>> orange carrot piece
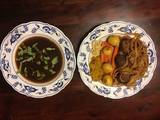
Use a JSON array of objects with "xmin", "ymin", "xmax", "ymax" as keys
[
  {"xmin": 102, "ymin": 41, "xmax": 112, "ymax": 47},
  {"xmin": 101, "ymin": 41, "xmax": 114, "ymax": 61},
  {"xmin": 102, "ymin": 41, "xmax": 114, "ymax": 53},
  {"xmin": 100, "ymin": 53, "xmax": 104, "ymax": 62},
  {"xmin": 100, "ymin": 53, "xmax": 109, "ymax": 63}
]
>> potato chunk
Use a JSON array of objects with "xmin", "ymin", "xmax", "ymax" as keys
[
  {"xmin": 102, "ymin": 63, "xmax": 113, "ymax": 74},
  {"xmin": 102, "ymin": 47, "xmax": 113, "ymax": 57},
  {"xmin": 102, "ymin": 75, "xmax": 113, "ymax": 86},
  {"xmin": 90, "ymin": 68, "xmax": 103, "ymax": 81},
  {"xmin": 108, "ymin": 35, "xmax": 120, "ymax": 46}
]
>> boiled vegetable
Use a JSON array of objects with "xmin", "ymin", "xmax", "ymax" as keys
[
  {"xmin": 102, "ymin": 47, "xmax": 113, "ymax": 57},
  {"xmin": 90, "ymin": 69, "xmax": 103, "ymax": 81},
  {"xmin": 102, "ymin": 63, "xmax": 113, "ymax": 74},
  {"xmin": 108, "ymin": 35, "xmax": 120, "ymax": 46},
  {"xmin": 100, "ymin": 53, "xmax": 109, "ymax": 63},
  {"xmin": 102, "ymin": 75, "xmax": 113, "ymax": 86}
]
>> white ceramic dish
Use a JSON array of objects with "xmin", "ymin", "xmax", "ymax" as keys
[
  {"xmin": 0, "ymin": 21, "xmax": 76, "ymax": 98},
  {"xmin": 77, "ymin": 21, "xmax": 157, "ymax": 99}
]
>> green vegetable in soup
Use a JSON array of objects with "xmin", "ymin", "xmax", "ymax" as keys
[{"xmin": 15, "ymin": 36, "xmax": 62, "ymax": 83}]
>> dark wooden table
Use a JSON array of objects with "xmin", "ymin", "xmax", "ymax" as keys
[{"xmin": 0, "ymin": 0, "xmax": 160, "ymax": 120}]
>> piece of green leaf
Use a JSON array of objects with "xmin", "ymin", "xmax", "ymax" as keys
[
  {"xmin": 16, "ymin": 56, "xmax": 24, "ymax": 61},
  {"xmin": 27, "ymin": 46, "xmax": 35, "ymax": 56},
  {"xmin": 34, "ymin": 47, "xmax": 39, "ymax": 52},
  {"xmin": 32, "ymin": 42, "xmax": 38, "ymax": 48},
  {"xmin": 36, "ymin": 61, "xmax": 41, "ymax": 65},
  {"xmin": 18, "ymin": 50, "xmax": 24, "ymax": 56},
  {"xmin": 51, "ymin": 56, "xmax": 58, "ymax": 65},
  {"xmin": 44, "ymin": 60, "xmax": 48, "ymax": 64},
  {"xmin": 32, "ymin": 71, "xmax": 35, "ymax": 76},
  {"xmin": 27, "ymin": 46, "xmax": 32, "ymax": 53},
  {"xmin": 22, "ymin": 57, "xmax": 34, "ymax": 63},
  {"xmin": 24, "ymin": 67, "xmax": 27, "ymax": 73},
  {"xmin": 44, "ymin": 65, "xmax": 48, "ymax": 70},
  {"xmin": 42, "ymin": 49, "xmax": 46, "ymax": 54},
  {"xmin": 32, "ymin": 43, "xmax": 39, "ymax": 52},
  {"xmin": 24, "ymin": 67, "xmax": 28, "ymax": 77},
  {"xmin": 36, "ymin": 70, "xmax": 41, "ymax": 77},
  {"xmin": 32, "ymin": 53, "xmax": 36, "ymax": 58},
  {"xmin": 51, "ymin": 64, "xmax": 54, "ymax": 68},
  {"xmin": 19, "ymin": 46, "xmax": 23, "ymax": 50},
  {"xmin": 46, "ymin": 47, "xmax": 55, "ymax": 51},
  {"xmin": 37, "ymin": 73, "xmax": 45, "ymax": 80},
  {"xmin": 17, "ymin": 62, "xmax": 23, "ymax": 74},
  {"xmin": 23, "ymin": 48, "xmax": 28, "ymax": 54},
  {"xmin": 49, "ymin": 69, "xmax": 56, "ymax": 74},
  {"xmin": 21, "ymin": 43, "xmax": 26, "ymax": 49},
  {"xmin": 44, "ymin": 56, "xmax": 50, "ymax": 60}
]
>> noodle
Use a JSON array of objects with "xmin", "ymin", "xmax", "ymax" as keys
[{"xmin": 113, "ymin": 34, "xmax": 149, "ymax": 86}]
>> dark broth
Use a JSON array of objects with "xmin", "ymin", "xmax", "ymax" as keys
[{"xmin": 15, "ymin": 36, "xmax": 63, "ymax": 83}]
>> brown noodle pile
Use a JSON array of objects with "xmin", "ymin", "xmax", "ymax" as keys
[{"xmin": 113, "ymin": 34, "xmax": 149, "ymax": 86}]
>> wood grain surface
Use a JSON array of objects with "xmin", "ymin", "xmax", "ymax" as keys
[{"xmin": 0, "ymin": 0, "xmax": 160, "ymax": 120}]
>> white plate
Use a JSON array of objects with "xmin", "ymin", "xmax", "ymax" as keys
[
  {"xmin": 77, "ymin": 21, "xmax": 157, "ymax": 99},
  {"xmin": 0, "ymin": 21, "xmax": 76, "ymax": 98}
]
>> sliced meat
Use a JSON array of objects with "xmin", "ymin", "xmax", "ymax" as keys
[
  {"xmin": 120, "ymin": 38, "xmax": 131, "ymax": 54},
  {"xmin": 115, "ymin": 54, "xmax": 126, "ymax": 68}
]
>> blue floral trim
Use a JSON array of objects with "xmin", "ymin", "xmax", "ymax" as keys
[
  {"xmin": 0, "ymin": 21, "xmax": 76, "ymax": 98},
  {"xmin": 77, "ymin": 21, "xmax": 157, "ymax": 99}
]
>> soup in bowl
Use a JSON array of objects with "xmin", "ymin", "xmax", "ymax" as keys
[{"xmin": 12, "ymin": 34, "xmax": 65, "ymax": 86}]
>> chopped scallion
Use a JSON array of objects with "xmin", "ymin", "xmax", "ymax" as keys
[
  {"xmin": 44, "ymin": 60, "xmax": 48, "ymax": 64},
  {"xmin": 51, "ymin": 56, "xmax": 58, "ymax": 65},
  {"xmin": 36, "ymin": 70, "xmax": 41, "ymax": 77},
  {"xmin": 24, "ymin": 67, "xmax": 28, "ymax": 77},
  {"xmin": 44, "ymin": 56, "xmax": 50, "ymax": 60},
  {"xmin": 49, "ymin": 69, "xmax": 56, "ymax": 74},
  {"xmin": 36, "ymin": 61, "xmax": 41, "ymax": 65},
  {"xmin": 17, "ymin": 62, "xmax": 23, "ymax": 74},
  {"xmin": 46, "ymin": 47, "xmax": 55, "ymax": 51},
  {"xmin": 44, "ymin": 65, "xmax": 49, "ymax": 70},
  {"xmin": 32, "ymin": 42, "xmax": 38, "ymax": 48}
]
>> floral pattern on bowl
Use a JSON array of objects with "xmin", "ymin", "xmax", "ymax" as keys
[
  {"xmin": 77, "ymin": 21, "xmax": 157, "ymax": 99},
  {"xmin": 0, "ymin": 21, "xmax": 76, "ymax": 98}
]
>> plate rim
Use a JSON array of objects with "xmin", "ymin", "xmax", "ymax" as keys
[
  {"xmin": 0, "ymin": 21, "xmax": 76, "ymax": 98},
  {"xmin": 77, "ymin": 20, "xmax": 157, "ymax": 99}
]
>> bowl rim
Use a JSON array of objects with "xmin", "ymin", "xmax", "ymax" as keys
[{"xmin": 0, "ymin": 21, "xmax": 76, "ymax": 98}]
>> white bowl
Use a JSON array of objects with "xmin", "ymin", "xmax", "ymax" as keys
[
  {"xmin": 0, "ymin": 21, "xmax": 76, "ymax": 98},
  {"xmin": 77, "ymin": 21, "xmax": 157, "ymax": 99}
]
